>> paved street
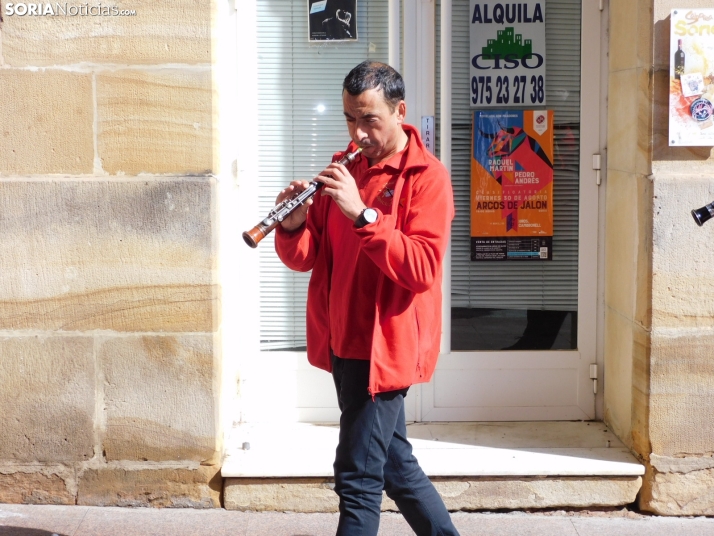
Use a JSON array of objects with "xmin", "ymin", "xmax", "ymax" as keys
[{"xmin": 1, "ymin": 504, "xmax": 714, "ymax": 536}]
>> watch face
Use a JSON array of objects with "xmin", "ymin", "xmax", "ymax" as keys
[{"xmin": 364, "ymin": 208, "xmax": 378, "ymax": 223}]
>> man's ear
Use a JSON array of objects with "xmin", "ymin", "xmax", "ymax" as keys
[{"xmin": 396, "ymin": 100, "xmax": 407, "ymax": 123}]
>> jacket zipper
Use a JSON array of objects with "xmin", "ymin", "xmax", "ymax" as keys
[{"xmin": 368, "ymin": 270, "xmax": 383, "ymax": 401}]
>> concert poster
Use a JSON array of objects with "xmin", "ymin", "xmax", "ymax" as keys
[
  {"xmin": 308, "ymin": 0, "xmax": 357, "ymax": 42},
  {"xmin": 470, "ymin": 110, "xmax": 554, "ymax": 261},
  {"xmin": 668, "ymin": 8, "xmax": 714, "ymax": 146}
]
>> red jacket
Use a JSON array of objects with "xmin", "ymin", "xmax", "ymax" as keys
[{"xmin": 275, "ymin": 125, "xmax": 454, "ymax": 395}]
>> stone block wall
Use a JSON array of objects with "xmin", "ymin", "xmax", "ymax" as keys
[
  {"xmin": 605, "ymin": 0, "xmax": 714, "ymax": 516},
  {"xmin": 0, "ymin": 0, "xmax": 222, "ymax": 507},
  {"xmin": 604, "ymin": 0, "xmax": 655, "ymax": 461}
]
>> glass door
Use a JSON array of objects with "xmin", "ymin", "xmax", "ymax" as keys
[
  {"xmin": 252, "ymin": 0, "xmax": 394, "ymax": 422},
  {"xmin": 423, "ymin": 0, "xmax": 602, "ymax": 420}
]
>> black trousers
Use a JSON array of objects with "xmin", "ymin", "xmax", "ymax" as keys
[{"xmin": 331, "ymin": 355, "xmax": 460, "ymax": 536}]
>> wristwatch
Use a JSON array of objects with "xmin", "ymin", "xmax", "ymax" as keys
[{"xmin": 354, "ymin": 207, "xmax": 378, "ymax": 229}]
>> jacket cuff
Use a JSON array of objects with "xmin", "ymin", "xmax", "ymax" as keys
[
  {"xmin": 275, "ymin": 222, "xmax": 306, "ymax": 238},
  {"xmin": 274, "ymin": 222, "xmax": 307, "ymax": 251}
]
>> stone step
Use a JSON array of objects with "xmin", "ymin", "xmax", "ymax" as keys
[{"xmin": 222, "ymin": 422, "xmax": 644, "ymax": 512}]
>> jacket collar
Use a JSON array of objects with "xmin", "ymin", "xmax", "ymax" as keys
[{"xmin": 345, "ymin": 124, "xmax": 430, "ymax": 174}]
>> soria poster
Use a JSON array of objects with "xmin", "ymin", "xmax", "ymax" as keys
[
  {"xmin": 471, "ymin": 110, "xmax": 554, "ymax": 261},
  {"xmin": 669, "ymin": 8, "xmax": 714, "ymax": 146}
]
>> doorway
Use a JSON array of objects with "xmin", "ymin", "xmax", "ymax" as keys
[
  {"xmin": 239, "ymin": 0, "xmax": 604, "ymax": 424},
  {"xmin": 424, "ymin": 0, "xmax": 603, "ymax": 421}
]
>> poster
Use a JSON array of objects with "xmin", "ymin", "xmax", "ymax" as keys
[
  {"xmin": 668, "ymin": 8, "xmax": 714, "ymax": 146},
  {"xmin": 471, "ymin": 110, "xmax": 554, "ymax": 261},
  {"xmin": 308, "ymin": 0, "xmax": 357, "ymax": 41},
  {"xmin": 469, "ymin": 1, "xmax": 546, "ymax": 108}
]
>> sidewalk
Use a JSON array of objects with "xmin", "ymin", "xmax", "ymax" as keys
[{"xmin": 2, "ymin": 504, "xmax": 714, "ymax": 536}]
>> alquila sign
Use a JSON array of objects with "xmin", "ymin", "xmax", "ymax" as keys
[{"xmin": 469, "ymin": 1, "xmax": 546, "ymax": 108}]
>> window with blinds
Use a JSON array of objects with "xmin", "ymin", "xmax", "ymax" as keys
[
  {"xmin": 256, "ymin": 0, "xmax": 389, "ymax": 350},
  {"xmin": 441, "ymin": 0, "xmax": 582, "ymax": 351}
]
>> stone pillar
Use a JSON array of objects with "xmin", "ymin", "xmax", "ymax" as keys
[
  {"xmin": 605, "ymin": 0, "xmax": 714, "ymax": 516},
  {"xmin": 0, "ymin": 1, "xmax": 222, "ymax": 507}
]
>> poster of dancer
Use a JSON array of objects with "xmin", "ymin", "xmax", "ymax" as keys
[
  {"xmin": 470, "ymin": 110, "xmax": 554, "ymax": 261},
  {"xmin": 308, "ymin": 0, "xmax": 357, "ymax": 41}
]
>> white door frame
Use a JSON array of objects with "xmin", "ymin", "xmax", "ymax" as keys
[
  {"xmin": 422, "ymin": 0, "xmax": 604, "ymax": 421},
  {"xmin": 234, "ymin": 0, "xmax": 412, "ymax": 425},
  {"xmin": 233, "ymin": 0, "xmax": 605, "ymax": 425},
  {"xmin": 401, "ymin": 0, "xmax": 438, "ymax": 422}
]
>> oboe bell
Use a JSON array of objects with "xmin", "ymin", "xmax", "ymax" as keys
[
  {"xmin": 242, "ymin": 147, "xmax": 363, "ymax": 248},
  {"xmin": 692, "ymin": 200, "xmax": 714, "ymax": 227}
]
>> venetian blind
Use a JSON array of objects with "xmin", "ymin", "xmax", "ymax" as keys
[
  {"xmin": 445, "ymin": 0, "xmax": 582, "ymax": 311},
  {"xmin": 256, "ymin": 0, "xmax": 389, "ymax": 350}
]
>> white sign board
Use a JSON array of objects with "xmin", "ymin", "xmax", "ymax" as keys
[{"xmin": 469, "ymin": 1, "xmax": 547, "ymax": 108}]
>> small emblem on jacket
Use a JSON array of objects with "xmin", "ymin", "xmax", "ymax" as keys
[{"xmin": 377, "ymin": 180, "xmax": 396, "ymax": 206}]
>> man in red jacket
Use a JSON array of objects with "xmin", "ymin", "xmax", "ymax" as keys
[{"xmin": 275, "ymin": 61, "xmax": 458, "ymax": 536}]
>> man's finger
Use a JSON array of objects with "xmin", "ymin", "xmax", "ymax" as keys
[
  {"xmin": 326, "ymin": 163, "xmax": 348, "ymax": 179},
  {"xmin": 316, "ymin": 174, "xmax": 337, "ymax": 186}
]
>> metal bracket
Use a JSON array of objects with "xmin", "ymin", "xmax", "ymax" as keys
[
  {"xmin": 593, "ymin": 154, "xmax": 602, "ymax": 186},
  {"xmin": 590, "ymin": 364, "xmax": 598, "ymax": 394}
]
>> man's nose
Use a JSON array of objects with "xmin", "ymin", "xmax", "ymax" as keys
[{"xmin": 354, "ymin": 124, "xmax": 368, "ymax": 140}]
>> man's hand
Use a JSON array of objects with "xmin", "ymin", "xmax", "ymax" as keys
[
  {"xmin": 275, "ymin": 180, "xmax": 313, "ymax": 232},
  {"xmin": 315, "ymin": 162, "xmax": 366, "ymax": 221}
]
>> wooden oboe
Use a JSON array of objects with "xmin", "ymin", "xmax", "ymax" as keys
[{"xmin": 242, "ymin": 148, "xmax": 362, "ymax": 248}]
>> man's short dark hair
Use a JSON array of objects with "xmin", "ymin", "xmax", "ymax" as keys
[{"xmin": 343, "ymin": 61, "xmax": 405, "ymax": 111}]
